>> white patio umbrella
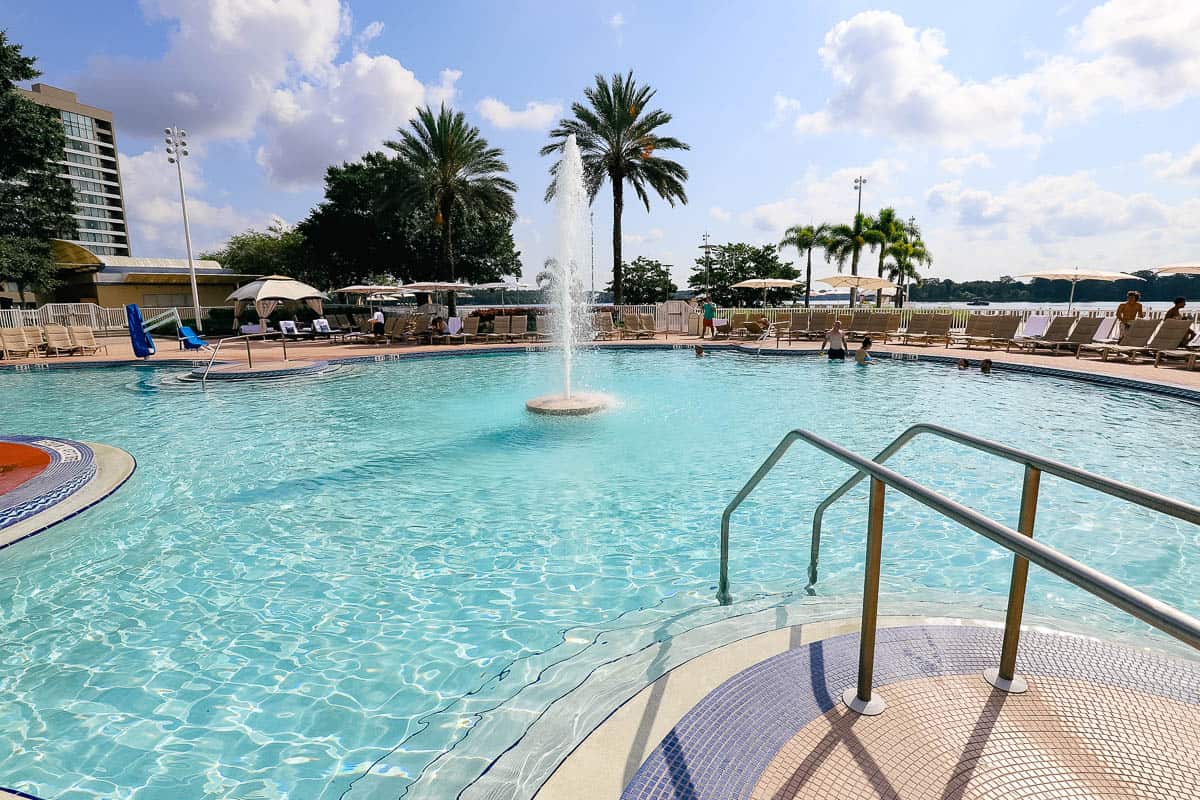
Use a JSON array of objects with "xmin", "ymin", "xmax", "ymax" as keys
[
  {"xmin": 228, "ymin": 275, "xmax": 329, "ymax": 327},
  {"xmin": 1152, "ymin": 263, "xmax": 1200, "ymax": 275},
  {"xmin": 731, "ymin": 278, "xmax": 803, "ymax": 305},
  {"xmin": 470, "ymin": 281, "xmax": 536, "ymax": 306},
  {"xmin": 815, "ymin": 274, "xmax": 897, "ymax": 306},
  {"xmin": 333, "ymin": 284, "xmax": 408, "ymax": 294},
  {"xmin": 1016, "ymin": 268, "xmax": 1143, "ymax": 312}
]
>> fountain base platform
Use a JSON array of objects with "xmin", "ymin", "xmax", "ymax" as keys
[{"xmin": 526, "ymin": 393, "xmax": 608, "ymax": 416}]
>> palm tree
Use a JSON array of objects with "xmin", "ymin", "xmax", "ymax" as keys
[
  {"xmin": 822, "ymin": 213, "xmax": 883, "ymax": 306},
  {"xmin": 866, "ymin": 208, "xmax": 904, "ymax": 306},
  {"xmin": 541, "ymin": 71, "xmax": 689, "ymax": 304},
  {"xmin": 779, "ymin": 223, "xmax": 829, "ymax": 308},
  {"xmin": 387, "ymin": 105, "xmax": 517, "ymax": 314},
  {"xmin": 884, "ymin": 235, "xmax": 932, "ymax": 308}
]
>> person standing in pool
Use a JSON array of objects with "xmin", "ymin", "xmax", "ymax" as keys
[
  {"xmin": 822, "ymin": 320, "xmax": 848, "ymax": 360},
  {"xmin": 700, "ymin": 297, "xmax": 716, "ymax": 339}
]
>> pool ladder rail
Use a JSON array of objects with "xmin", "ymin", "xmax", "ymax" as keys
[
  {"xmin": 717, "ymin": 422, "xmax": 1200, "ymax": 716},
  {"xmin": 200, "ymin": 332, "xmax": 291, "ymax": 385}
]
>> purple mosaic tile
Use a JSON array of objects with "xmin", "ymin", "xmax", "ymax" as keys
[
  {"xmin": 621, "ymin": 624, "xmax": 1200, "ymax": 800},
  {"xmin": 0, "ymin": 435, "xmax": 96, "ymax": 530}
]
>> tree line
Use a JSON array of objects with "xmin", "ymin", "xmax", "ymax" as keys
[{"xmin": 910, "ymin": 273, "xmax": 1200, "ymax": 303}]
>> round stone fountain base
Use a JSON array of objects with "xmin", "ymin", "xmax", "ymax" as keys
[{"xmin": 526, "ymin": 393, "xmax": 609, "ymax": 416}]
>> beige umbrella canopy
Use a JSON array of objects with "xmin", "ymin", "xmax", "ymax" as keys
[
  {"xmin": 731, "ymin": 278, "xmax": 803, "ymax": 304},
  {"xmin": 227, "ymin": 275, "xmax": 329, "ymax": 322},
  {"xmin": 1153, "ymin": 264, "xmax": 1200, "ymax": 275},
  {"xmin": 332, "ymin": 284, "xmax": 408, "ymax": 294},
  {"xmin": 1016, "ymin": 268, "xmax": 1143, "ymax": 311},
  {"xmin": 816, "ymin": 275, "xmax": 897, "ymax": 291},
  {"xmin": 402, "ymin": 281, "xmax": 472, "ymax": 292}
]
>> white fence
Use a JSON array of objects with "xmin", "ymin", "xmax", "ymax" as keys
[{"xmin": 0, "ymin": 303, "xmax": 231, "ymax": 331}]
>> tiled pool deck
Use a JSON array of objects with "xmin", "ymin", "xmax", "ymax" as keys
[{"xmin": 621, "ymin": 625, "xmax": 1200, "ymax": 800}]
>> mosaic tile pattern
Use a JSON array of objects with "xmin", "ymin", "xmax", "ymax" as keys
[
  {"xmin": 0, "ymin": 435, "xmax": 95, "ymax": 530},
  {"xmin": 622, "ymin": 625, "xmax": 1200, "ymax": 800}
]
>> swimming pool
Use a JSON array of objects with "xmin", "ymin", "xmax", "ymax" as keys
[{"xmin": 1, "ymin": 349, "xmax": 1197, "ymax": 799}]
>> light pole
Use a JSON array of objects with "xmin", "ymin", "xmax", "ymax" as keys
[
  {"xmin": 699, "ymin": 232, "xmax": 717, "ymax": 297},
  {"xmin": 165, "ymin": 126, "xmax": 202, "ymax": 332},
  {"xmin": 590, "ymin": 210, "xmax": 595, "ymax": 303},
  {"xmin": 853, "ymin": 175, "xmax": 867, "ymax": 217}
]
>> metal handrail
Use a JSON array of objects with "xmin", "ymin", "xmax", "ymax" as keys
[
  {"xmin": 200, "ymin": 332, "xmax": 287, "ymax": 385},
  {"xmin": 807, "ymin": 422, "xmax": 1200, "ymax": 589},
  {"xmin": 717, "ymin": 426, "xmax": 1200, "ymax": 714}
]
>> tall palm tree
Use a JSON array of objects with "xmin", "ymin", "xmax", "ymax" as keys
[
  {"xmin": 866, "ymin": 207, "xmax": 904, "ymax": 306},
  {"xmin": 822, "ymin": 213, "xmax": 884, "ymax": 306},
  {"xmin": 387, "ymin": 105, "xmax": 516, "ymax": 314},
  {"xmin": 541, "ymin": 71, "xmax": 689, "ymax": 304},
  {"xmin": 779, "ymin": 223, "xmax": 829, "ymax": 308}
]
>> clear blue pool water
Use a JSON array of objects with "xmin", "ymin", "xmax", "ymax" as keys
[{"xmin": 0, "ymin": 350, "xmax": 1197, "ymax": 799}]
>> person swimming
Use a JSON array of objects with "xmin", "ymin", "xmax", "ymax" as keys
[{"xmin": 855, "ymin": 337, "xmax": 873, "ymax": 364}]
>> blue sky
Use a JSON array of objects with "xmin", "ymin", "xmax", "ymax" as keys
[{"xmin": 6, "ymin": 0, "xmax": 1200, "ymax": 287}]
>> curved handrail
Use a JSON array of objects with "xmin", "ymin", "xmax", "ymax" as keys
[
  {"xmin": 200, "ymin": 332, "xmax": 287, "ymax": 385},
  {"xmin": 718, "ymin": 427, "xmax": 1200, "ymax": 653},
  {"xmin": 806, "ymin": 422, "xmax": 1200, "ymax": 589}
]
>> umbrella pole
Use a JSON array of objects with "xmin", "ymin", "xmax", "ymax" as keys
[{"xmin": 1068, "ymin": 280, "xmax": 1076, "ymax": 313}]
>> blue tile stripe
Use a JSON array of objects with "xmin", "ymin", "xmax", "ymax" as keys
[
  {"xmin": 621, "ymin": 625, "xmax": 1200, "ymax": 800},
  {"xmin": 0, "ymin": 436, "xmax": 96, "ymax": 530}
]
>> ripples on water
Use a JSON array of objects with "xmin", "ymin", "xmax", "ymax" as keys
[{"xmin": 0, "ymin": 351, "xmax": 1196, "ymax": 799}]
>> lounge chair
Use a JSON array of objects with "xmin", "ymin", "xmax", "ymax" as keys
[
  {"xmin": 43, "ymin": 324, "xmax": 82, "ymax": 356},
  {"xmin": 620, "ymin": 314, "xmax": 652, "ymax": 339},
  {"xmin": 1019, "ymin": 315, "xmax": 1050, "ymax": 340},
  {"xmin": 903, "ymin": 314, "xmax": 952, "ymax": 346},
  {"xmin": 1008, "ymin": 316, "xmax": 1074, "ymax": 352},
  {"xmin": 506, "ymin": 315, "xmax": 530, "ymax": 342},
  {"xmin": 1097, "ymin": 319, "xmax": 1193, "ymax": 363},
  {"xmin": 486, "ymin": 315, "xmax": 511, "ymax": 343},
  {"xmin": 1017, "ymin": 316, "xmax": 1100, "ymax": 355},
  {"xmin": 66, "ymin": 325, "xmax": 108, "ymax": 355},
  {"xmin": 22, "ymin": 326, "xmax": 47, "ymax": 355},
  {"xmin": 1154, "ymin": 332, "xmax": 1200, "ymax": 370},
  {"xmin": 843, "ymin": 312, "xmax": 870, "ymax": 339},
  {"xmin": 449, "ymin": 315, "xmax": 480, "ymax": 345},
  {"xmin": 803, "ymin": 311, "xmax": 834, "ymax": 340},
  {"xmin": 777, "ymin": 312, "xmax": 807, "ymax": 343},
  {"xmin": 948, "ymin": 315, "xmax": 995, "ymax": 348},
  {"xmin": 533, "ymin": 315, "xmax": 552, "ymax": 342},
  {"xmin": 639, "ymin": 314, "xmax": 668, "ymax": 339},
  {"xmin": 176, "ymin": 326, "xmax": 208, "ymax": 351},
  {"xmin": 431, "ymin": 317, "xmax": 463, "ymax": 345},
  {"xmin": 0, "ymin": 328, "xmax": 34, "ymax": 359},
  {"xmin": 1076, "ymin": 318, "xmax": 1156, "ymax": 359},
  {"xmin": 982, "ymin": 315, "xmax": 1022, "ymax": 349},
  {"xmin": 894, "ymin": 313, "xmax": 930, "ymax": 344},
  {"xmin": 590, "ymin": 312, "xmax": 613, "ymax": 340},
  {"xmin": 312, "ymin": 318, "xmax": 346, "ymax": 340},
  {"xmin": 1090, "ymin": 316, "xmax": 1119, "ymax": 345},
  {"xmin": 279, "ymin": 320, "xmax": 315, "ymax": 340}
]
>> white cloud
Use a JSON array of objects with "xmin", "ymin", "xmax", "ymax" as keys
[
  {"xmin": 709, "ymin": 206, "xmax": 732, "ymax": 222},
  {"xmin": 1141, "ymin": 143, "xmax": 1200, "ymax": 182},
  {"xmin": 783, "ymin": 2, "xmax": 1200, "ymax": 147},
  {"xmin": 355, "ymin": 20, "xmax": 384, "ymax": 51},
  {"xmin": 789, "ymin": 11, "xmax": 1038, "ymax": 148},
  {"xmin": 623, "ymin": 228, "xmax": 664, "ymax": 245},
  {"xmin": 744, "ymin": 158, "xmax": 909, "ymax": 234},
  {"xmin": 477, "ymin": 98, "xmax": 562, "ymax": 130},
  {"xmin": 608, "ymin": 12, "xmax": 625, "ymax": 30},
  {"xmin": 1034, "ymin": 0, "xmax": 1200, "ymax": 125},
  {"xmin": 77, "ymin": 0, "xmax": 459, "ymax": 188},
  {"xmin": 119, "ymin": 149, "xmax": 270, "ymax": 256},
  {"xmin": 938, "ymin": 153, "xmax": 994, "ymax": 175}
]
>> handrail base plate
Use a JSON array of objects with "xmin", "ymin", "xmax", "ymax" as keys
[
  {"xmin": 983, "ymin": 667, "xmax": 1029, "ymax": 694},
  {"xmin": 841, "ymin": 686, "xmax": 886, "ymax": 716}
]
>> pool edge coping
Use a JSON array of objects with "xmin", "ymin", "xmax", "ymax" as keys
[{"xmin": 0, "ymin": 441, "xmax": 136, "ymax": 550}]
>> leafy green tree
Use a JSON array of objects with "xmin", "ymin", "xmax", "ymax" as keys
[
  {"xmin": 778, "ymin": 223, "xmax": 829, "ymax": 308},
  {"xmin": 0, "ymin": 236, "xmax": 59, "ymax": 303},
  {"xmin": 0, "ymin": 31, "xmax": 75, "ymax": 266},
  {"xmin": 686, "ymin": 243, "xmax": 796, "ymax": 306},
  {"xmin": 823, "ymin": 213, "xmax": 885, "ymax": 305},
  {"xmin": 865, "ymin": 208, "xmax": 905, "ymax": 306},
  {"xmin": 200, "ymin": 220, "xmax": 307, "ymax": 279},
  {"xmin": 606, "ymin": 256, "xmax": 677, "ymax": 303},
  {"xmin": 542, "ymin": 71, "xmax": 689, "ymax": 304},
  {"xmin": 386, "ymin": 105, "xmax": 516, "ymax": 314}
]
